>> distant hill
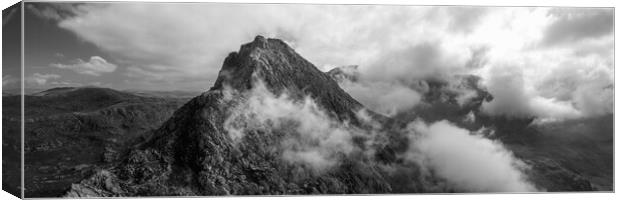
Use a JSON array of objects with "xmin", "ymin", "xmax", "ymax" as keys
[{"xmin": 2, "ymin": 87, "xmax": 190, "ymax": 197}]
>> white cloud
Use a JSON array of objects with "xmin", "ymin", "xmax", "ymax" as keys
[
  {"xmin": 51, "ymin": 56, "xmax": 117, "ymax": 76},
  {"xmin": 405, "ymin": 120, "xmax": 538, "ymax": 192},
  {"xmin": 223, "ymin": 79, "xmax": 358, "ymax": 172},
  {"xmin": 25, "ymin": 73, "xmax": 61, "ymax": 86},
  {"xmin": 339, "ymin": 79, "xmax": 422, "ymax": 116},
  {"xmin": 51, "ymin": 5, "xmax": 496, "ymax": 90},
  {"xmin": 542, "ymin": 8, "xmax": 614, "ymax": 46},
  {"xmin": 480, "ymin": 65, "xmax": 583, "ymax": 120}
]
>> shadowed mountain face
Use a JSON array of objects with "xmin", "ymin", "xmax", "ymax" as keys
[
  {"xmin": 1, "ymin": 87, "xmax": 189, "ymax": 197},
  {"xmin": 61, "ymin": 36, "xmax": 608, "ymax": 197}
]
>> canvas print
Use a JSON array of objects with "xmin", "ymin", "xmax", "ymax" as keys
[{"xmin": 1, "ymin": 1, "xmax": 614, "ymax": 198}]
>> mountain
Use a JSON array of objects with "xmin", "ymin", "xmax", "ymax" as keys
[
  {"xmin": 65, "ymin": 36, "xmax": 403, "ymax": 197},
  {"xmin": 211, "ymin": 36, "xmax": 367, "ymax": 123},
  {"xmin": 2, "ymin": 87, "xmax": 189, "ymax": 197}
]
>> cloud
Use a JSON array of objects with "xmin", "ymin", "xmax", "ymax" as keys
[
  {"xmin": 2, "ymin": 75, "xmax": 19, "ymax": 87},
  {"xmin": 223, "ymin": 79, "xmax": 358, "ymax": 172},
  {"xmin": 220, "ymin": 76, "xmax": 540, "ymax": 191},
  {"xmin": 338, "ymin": 79, "xmax": 422, "ymax": 116},
  {"xmin": 481, "ymin": 65, "xmax": 582, "ymax": 120},
  {"xmin": 45, "ymin": 4, "xmax": 501, "ymax": 90},
  {"xmin": 361, "ymin": 42, "xmax": 471, "ymax": 84},
  {"xmin": 481, "ymin": 46, "xmax": 613, "ymax": 121},
  {"xmin": 405, "ymin": 120, "xmax": 538, "ymax": 192},
  {"xmin": 542, "ymin": 8, "xmax": 614, "ymax": 46},
  {"xmin": 537, "ymin": 58, "xmax": 613, "ymax": 117},
  {"xmin": 26, "ymin": 3, "xmax": 81, "ymax": 21},
  {"xmin": 25, "ymin": 73, "xmax": 61, "ymax": 86},
  {"xmin": 51, "ymin": 56, "xmax": 117, "ymax": 76},
  {"xmin": 33, "ymin": 4, "xmax": 611, "ymax": 121}
]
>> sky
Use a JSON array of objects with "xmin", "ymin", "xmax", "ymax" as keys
[
  {"xmin": 2, "ymin": 2, "xmax": 21, "ymax": 91},
  {"xmin": 4, "ymin": 3, "xmax": 614, "ymax": 117}
]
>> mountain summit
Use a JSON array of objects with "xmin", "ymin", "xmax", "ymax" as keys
[
  {"xmin": 65, "ymin": 36, "xmax": 394, "ymax": 197},
  {"xmin": 212, "ymin": 35, "xmax": 364, "ymax": 122}
]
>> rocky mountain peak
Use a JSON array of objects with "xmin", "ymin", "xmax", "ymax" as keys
[
  {"xmin": 212, "ymin": 35, "xmax": 365, "ymax": 121},
  {"xmin": 212, "ymin": 35, "xmax": 298, "ymax": 91}
]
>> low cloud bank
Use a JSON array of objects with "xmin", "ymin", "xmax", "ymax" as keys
[{"xmin": 405, "ymin": 120, "xmax": 538, "ymax": 192}]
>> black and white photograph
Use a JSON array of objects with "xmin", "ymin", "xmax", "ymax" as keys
[{"xmin": 1, "ymin": 0, "xmax": 616, "ymax": 199}]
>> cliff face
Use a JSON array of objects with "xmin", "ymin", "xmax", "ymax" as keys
[{"xmin": 65, "ymin": 36, "xmax": 397, "ymax": 197}]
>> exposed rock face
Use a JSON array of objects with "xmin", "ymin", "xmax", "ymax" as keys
[{"xmin": 66, "ymin": 36, "xmax": 396, "ymax": 197}]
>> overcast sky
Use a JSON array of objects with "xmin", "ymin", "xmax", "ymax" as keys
[{"xmin": 8, "ymin": 3, "xmax": 613, "ymax": 95}]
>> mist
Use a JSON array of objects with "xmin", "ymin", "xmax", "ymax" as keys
[
  {"xmin": 405, "ymin": 120, "xmax": 538, "ymax": 192},
  {"xmin": 223, "ymin": 80, "xmax": 359, "ymax": 171},
  {"xmin": 221, "ymin": 77, "xmax": 539, "ymax": 192}
]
